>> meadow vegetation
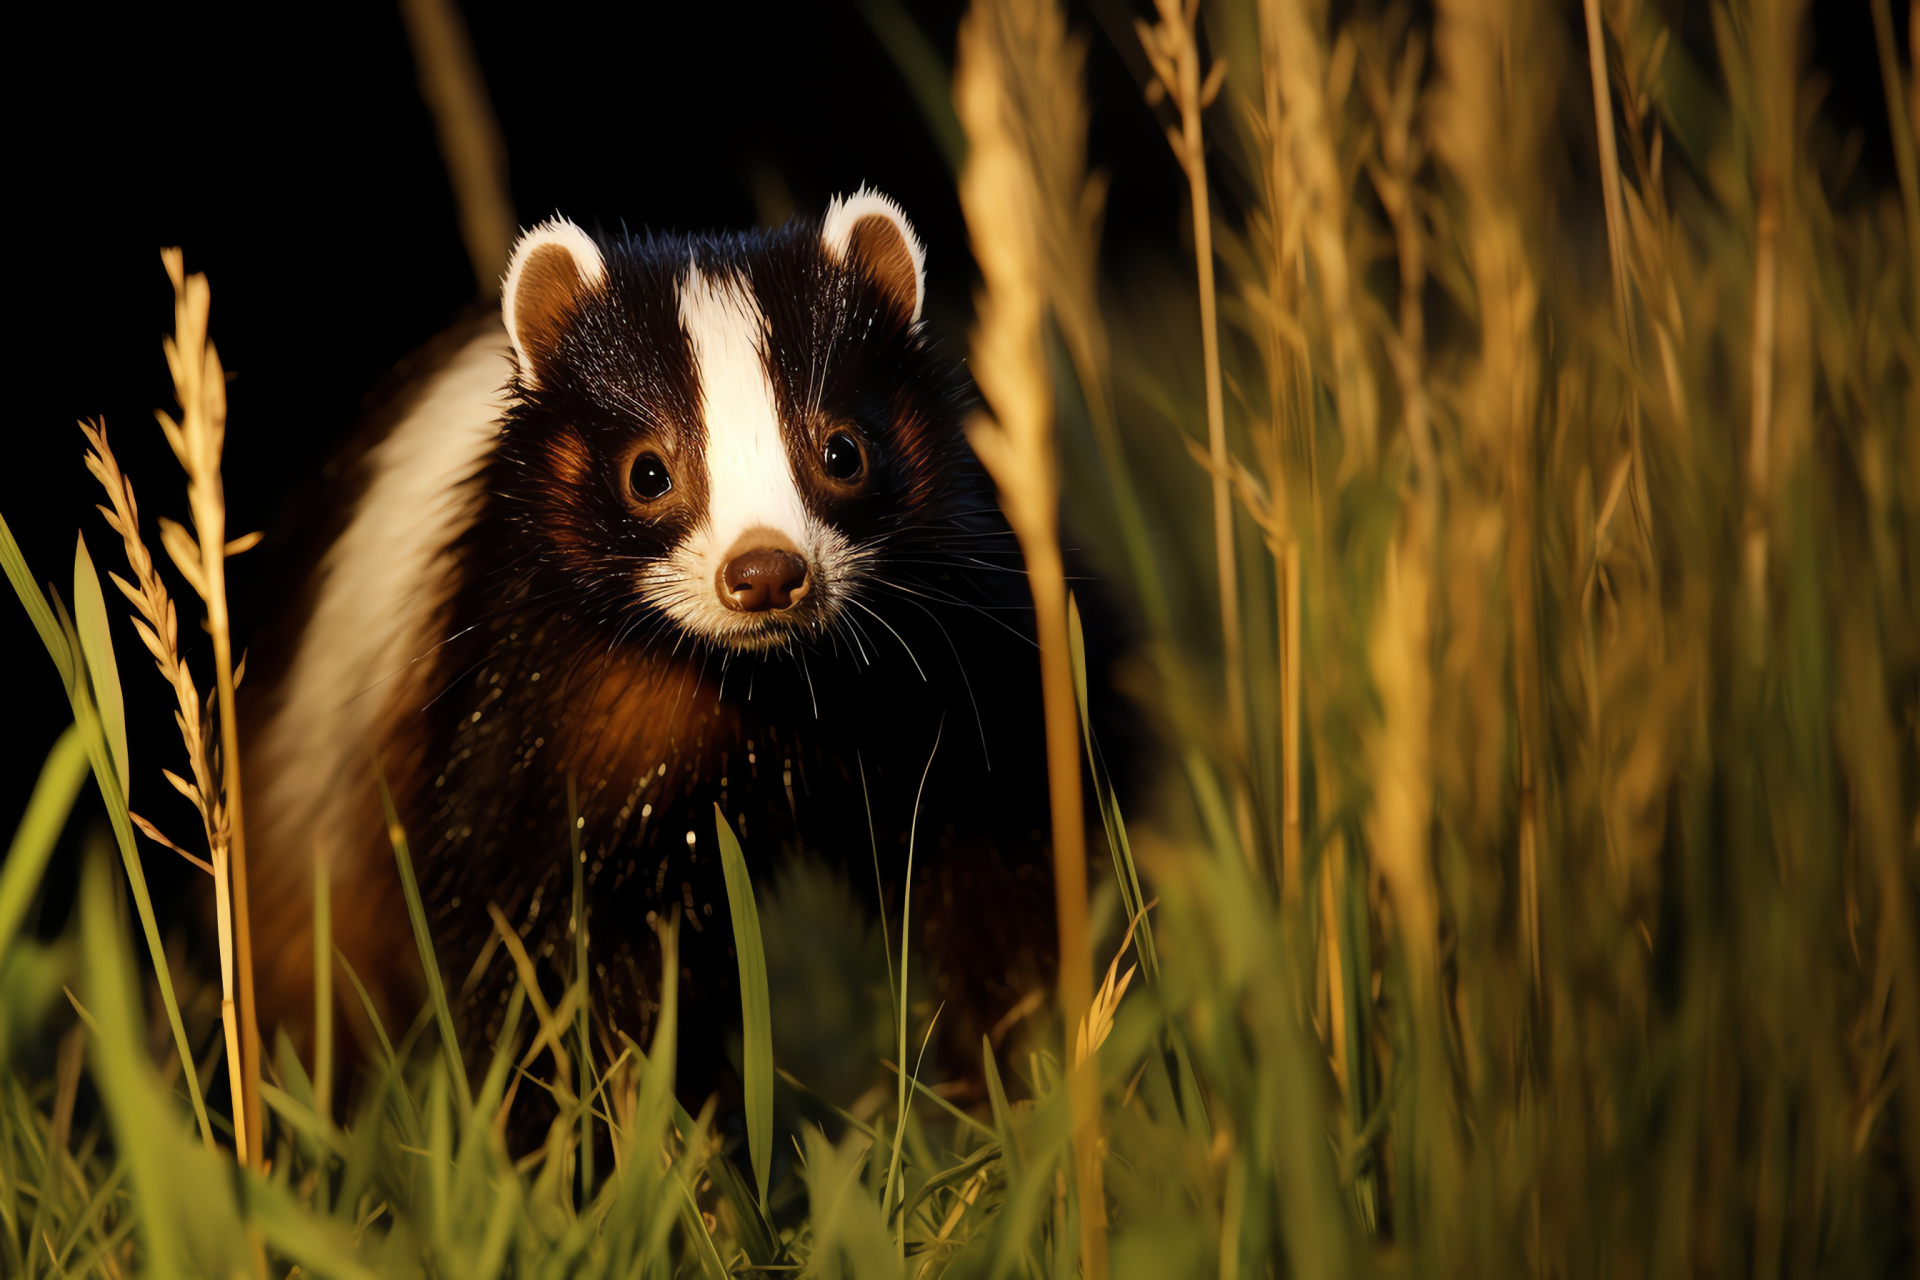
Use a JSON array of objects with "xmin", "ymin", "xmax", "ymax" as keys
[{"xmin": 2, "ymin": 0, "xmax": 1917, "ymax": 1275}]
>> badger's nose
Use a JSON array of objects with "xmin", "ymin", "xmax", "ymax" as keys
[{"xmin": 720, "ymin": 547, "xmax": 810, "ymax": 613}]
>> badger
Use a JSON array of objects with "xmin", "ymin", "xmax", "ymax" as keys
[{"xmin": 242, "ymin": 191, "xmax": 1077, "ymax": 1113}]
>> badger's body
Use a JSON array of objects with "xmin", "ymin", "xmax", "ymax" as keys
[{"xmin": 244, "ymin": 193, "xmax": 1064, "ymax": 1107}]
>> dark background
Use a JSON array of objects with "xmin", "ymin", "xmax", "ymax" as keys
[
  {"xmin": 0, "ymin": 0, "xmax": 1196, "ymax": 952},
  {"xmin": 0, "ymin": 1, "xmax": 1901, "ymax": 941}
]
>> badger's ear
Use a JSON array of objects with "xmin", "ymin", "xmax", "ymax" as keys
[
  {"xmin": 502, "ymin": 218, "xmax": 607, "ymax": 388},
  {"xmin": 821, "ymin": 188, "xmax": 925, "ymax": 324}
]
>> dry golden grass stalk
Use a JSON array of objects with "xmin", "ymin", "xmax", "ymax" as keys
[
  {"xmin": 1431, "ymin": 0, "xmax": 1547, "ymax": 1016},
  {"xmin": 1074, "ymin": 904, "xmax": 1148, "ymax": 1068},
  {"xmin": 1565, "ymin": 1, "xmax": 1661, "ymax": 904},
  {"xmin": 1234, "ymin": 1, "xmax": 1316, "ymax": 901},
  {"xmin": 157, "ymin": 249, "xmax": 263, "ymax": 1171},
  {"xmin": 1745, "ymin": 183, "xmax": 1781, "ymax": 671},
  {"xmin": 1137, "ymin": 0, "xmax": 1256, "ymax": 860},
  {"xmin": 1581, "ymin": 0, "xmax": 1656, "ymax": 565},
  {"xmin": 1362, "ymin": 524, "xmax": 1444, "ymax": 1153},
  {"xmin": 79, "ymin": 421, "xmax": 236, "ymax": 1154},
  {"xmin": 954, "ymin": 1, "xmax": 1104, "ymax": 1272},
  {"xmin": 1279, "ymin": 537, "xmax": 1300, "ymax": 898},
  {"xmin": 999, "ymin": 0, "xmax": 1174, "ymax": 641},
  {"xmin": 1352, "ymin": 18, "xmax": 1442, "ymax": 1170},
  {"xmin": 1073, "ymin": 955, "xmax": 1136, "ymax": 1071},
  {"xmin": 77, "ymin": 253, "xmax": 267, "ymax": 1171},
  {"xmin": 1593, "ymin": 0, "xmax": 1676, "ymax": 627},
  {"xmin": 1742, "ymin": 4, "xmax": 1807, "ymax": 664},
  {"xmin": 1247, "ymin": 7, "xmax": 1310, "ymax": 483},
  {"xmin": 1258, "ymin": 0, "xmax": 1376, "ymax": 479},
  {"xmin": 81, "ymin": 424, "xmax": 224, "ymax": 863},
  {"xmin": 1382, "ymin": 0, "xmax": 1554, "ymax": 1229},
  {"xmin": 1585, "ymin": 0, "xmax": 1638, "ymax": 364},
  {"xmin": 1582, "ymin": 12, "xmax": 1665, "ymax": 692},
  {"xmin": 1355, "ymin": 23, "xmax": 1433, "ymax": 495}
]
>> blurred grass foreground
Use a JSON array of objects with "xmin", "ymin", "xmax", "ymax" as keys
[{"xmin": 4, "ymin": 0, "xmax": 1920, "ymax": 1275}]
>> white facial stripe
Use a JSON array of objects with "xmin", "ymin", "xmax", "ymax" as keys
[
  {"xmin": 644, "ymin": 261, "xmax": 859, "ymax": 650},
  {"xmin": 679, "ymin": 263, "xmax": 810, "ymax": 559}
]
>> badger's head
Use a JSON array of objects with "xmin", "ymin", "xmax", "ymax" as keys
[{"xmin": 490, "ymin": 191, "xmax": 976, "ymax": 655}]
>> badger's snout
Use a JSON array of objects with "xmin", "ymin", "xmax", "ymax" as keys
[{"xmin": 720, "ymin": 539, "xmax": 810, "ymax": 613}]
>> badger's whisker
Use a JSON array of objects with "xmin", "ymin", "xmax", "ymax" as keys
[
  {"xmin": 846, "ymin": 596, "xmax": 928, "ymax": 682},
  {"xmin": 894, "ymin": 595, "xmax": 991, "ymax": 769},
  {"xmin": 796, "ymin": 645, "xmax": 819, "ymax": 719},
  {"xmin": 872, "ymin": 575, "xmax": 1039, "ymax": 649},
  {"xmin": 837, "ymin": 608, "xmax": 877, "ymax": 668}
]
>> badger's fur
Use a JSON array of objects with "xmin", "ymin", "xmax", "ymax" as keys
[{"xmin": 244, "ymin": 192, "xmax": 1067, "ymax": 1110}]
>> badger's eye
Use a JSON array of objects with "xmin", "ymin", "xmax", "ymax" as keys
[
  {"xmin": 822, "ymin": 431, "xmax": 865, "ymax": 482},
  {"xmin": 629, "ymin": 452, "xmax": 673, "ymax": 502}
]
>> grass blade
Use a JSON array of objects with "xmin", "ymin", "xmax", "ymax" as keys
[
  {"xmin": 8, "ymin": 526, "xmax": 215, "ymax": 1146},
  {"xmin": 569, "ymin": 776, "xmax": 594, "ymax": 1198},
  {"xmin": 470, "ymin": 1169, "xmax": 521, "ymax": 1280},
  {"xmin": 242, "ymin": 1172, "xmax": 380, "ymax": 1280},
  {"xmin": 77, "ymin": 838, "xmax": 188, "ymax": 1280},
  {"xmin": 379, "ymin": 771, "xmax": 473, "ymax": 1117},
  {"xmin": 334, "ymin": 948, "xmax": 399, "ymax": 1078},
  {"xmin": 713, "ymin": 803, "xmax": 773, "ymax": 1214},
  {"xmin": 898, "ymin": 1138, "xmax": 1001, "ymax": 1228},
  {"xmin": 799, "ymin": 1124, "xmax": 899, "ymax": 1280},
  {"xmin": 313, "ymin": 839, "xmax": 333, "ymax": 1121},
  {"xmin": 699, "ymin": 1126, "xmax": 781, "ymax": 1265},
  {"xmin": 675, "ymin": 1157, "xmax": 730, "ymax": 1280},
  {"xmin": 65, "ymin": 617, "xmax": 214, "ymax": 1148},
  {"xmin": 1068, "ymin": 592, "xmax": 1158, "ymax": 980},
  {"xmin": 880, "ymin": 1058, "xmax": 999, "ymax": 1142},
  {"xmin": 603, "ymin": 917, "xmax": 680, "ymax": 1270},
  {"xmin": 984, "ymin": 1089, "xmax": 1073, "ymax": 1280},
  {"xmin": 981, "ymin": 1036, "xmax": 1020, "ymax": 1176},
  {"xmin": 334, "ymin": 1073, "xmax": 391, "ymax": 1226},
  {"xmin": 425, "ymin": 1061, "xmax": 452, "ymax": 1261},
  {"xmin": 0, "ymin": 725, "xmax": 88, "ymax": 965},
  {"xmin": 71, "ymin": 534, "xmax": 128, "ymax": 798}
]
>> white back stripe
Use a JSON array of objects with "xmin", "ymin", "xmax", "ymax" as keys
[{"xmin": 252, "ymin": 326, "xmax": 509, "ymax": 860}]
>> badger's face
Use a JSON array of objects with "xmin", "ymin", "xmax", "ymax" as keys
[{"xmin": 492, "ymin": 192, "xmax": 971, "ymax": 654}]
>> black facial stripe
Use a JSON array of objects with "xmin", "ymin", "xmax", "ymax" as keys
[{"xmin": 735, "ymin": 226, "xmax": 919, "ymax": 532}]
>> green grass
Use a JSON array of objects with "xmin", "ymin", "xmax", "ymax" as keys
[{"xmin": 4, "ymin": 0, "xmax": 1920, "ymax": 1275}]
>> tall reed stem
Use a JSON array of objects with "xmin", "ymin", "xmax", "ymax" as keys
[
  {"xmin": 1139, "ymin": 1, "xmax": 1253, "ymax": 862},
  {"xmin": 956, "ymin": 3, "xmax": 1104, "ymax": 1270},
  {"xmin": 1281, "ymin": 541, "xmax": 1301, "ymax": 904},
  {"xmin": 206, "ymin": 438, "xmax": 261, "ymax": 1176},
  {"xmin": 1583, "ymin": 0, "xmax": 1654, "ymax": 556},
  {"xmin": 1745, "ymin": 190, "xmax": 1778, "ymax": 666}
]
